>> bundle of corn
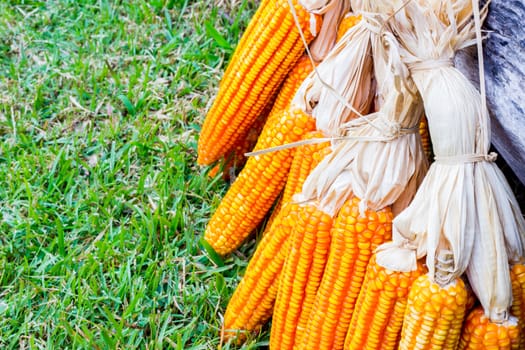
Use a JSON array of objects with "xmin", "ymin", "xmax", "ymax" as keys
[
  {"xmin": 199, "ymin": 0, "xmax": 524, "ymax": 348},
  {"xmin": 221, "ymin": 3, "xmax": 417, "ymax": 345},
  {"xmin": 269, "ymin": 6, "xmax": 430, "ymax": 348},
  {"xmin": 376, "ymin": 0, "xmax": 525, "ymax": 348}
]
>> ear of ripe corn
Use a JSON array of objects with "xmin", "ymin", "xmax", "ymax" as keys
[
  {"xmin": 419, "ymin": 115, "xmax": 432, "ymax": 162},
  {"xmin": 298, "ymin": 197, "xmax": 393, "ymax": 350},
  {"xmin": 269, "ymin": 55, "xmax": 314, "ymax": 118},
  {"xmin": 223, "ymin": 202, "xmax": 296, "ymax": 342},
  {"xmin": 336, "ymin": 14, "xmax": 362, "ymax": 42},
  {"xmin": 281, "ymin": 131, "xmax": 331, "ymax": 204},
  {"xmin": 208, "ymin": 111, "xmax": 270, "ymax": 180},
  {"xmin": 265, "ymin": 130, "xmax": 331, "ymax": 228},
  {"xmin": 457, "ymin": 307, "xmax": 520, "ymax": 350},
  {"xmin": 197, "ymin": 0, "xmax": 321, "ymax": 165},
  {"xmin": 344, "ymin": 255, "xmax": 427, "ymax": 350},
  {"xmin": 510, "ymin": 264, "xmax": 525, "ymax": 348},
  {"xmin": 398, "ymin": 274, "xmax": 468, "ymax": 350},
  {"xmin": 223, "ymin": 136, "xmax": 332, "ymax": 342},
  {"xmin": 270, "ymin": 204, "xmax": 333, "ymax": 350},
  {"xmin": 204, "ymin": 108, "xmax": 316, "ymax": 255}
]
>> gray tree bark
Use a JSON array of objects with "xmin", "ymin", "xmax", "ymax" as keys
[{"xmin": 456, "ymin": 0, "xmax": 525, "ymax": 185}]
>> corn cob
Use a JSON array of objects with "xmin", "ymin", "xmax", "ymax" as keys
[
  {"xmin": 204, "ymin": 108, "xmax": 316, "ymax": 255},
  {"xmin": 344, "ymin": 255, "xmax": 427, "ymax": 350},
  {"xmin": 281, "ymin": 131, "xmax": 331, "ymax": 204},
  {"xmin": 270, "ymin": 204, "xmax": 333, "ymax": 350},
  {"xmin": 399, "ymin": 252, "xmax": 468, "ymax": 350},
  {"xmin": 510, "ymin": 263, "xmax": 525, "ymax": 348},
  {"xmin": 419, "ymin": 115, "xmax": 432, "ymax": 162},
  {"xmin": 298, "ymin": 197, "xmax": 393, "ymax": 350},
  {"xmin": 222, "ymin": 202, "xmax": 296, "ymax": 341},
  {"xmin": 336, "ymin": 14, "xmax": 361, "ymax": 42},
  {"xmin": 222, "ymin": 134, "xmax": 332, "ymax": 341},
  {"xmin": 458, "ymin": 307, "xmax": 520, "ymax": 350},
  {"xmin": 208, "ymin": 111, "xmax": 269, "ymax": 180},
  {"xmin": 197, "ymin": 0, "xmax": 321, "ymax": 165}
]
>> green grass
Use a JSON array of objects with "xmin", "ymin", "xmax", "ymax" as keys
[{"xmin": 0, "ymin": 0, "xmax": 269, "ymax": 348}]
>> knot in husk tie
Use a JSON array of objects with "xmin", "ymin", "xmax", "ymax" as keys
[
  {"xmin": 407, "ymin": 58, "xmax": 454, "ymax": 72},
  {"xmin": 434, "ymin": 151, "xmax": 498, "ymax": 164},
  {"xmin": 340, "ymin": 112, "xmax": 419, "ymax": 142}
]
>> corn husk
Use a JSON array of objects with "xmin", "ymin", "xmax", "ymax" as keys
[
  {"xmin": 291, "ymin": 14, "xmax": 375, "ymax": 136},
  {"xmin": 294, "ymin": 26, "xmax": 428, "ymax": 218},
  {"xmin": 293, "ymin": 0, "xmax": 410, "ymax": 136},
  {"xmin": 300, "ymin": 0, "xmax": 351, "ymax": 61},
  {"xmin": 375, "ymin": 0, "xmax": 525, "ymax": 322}
]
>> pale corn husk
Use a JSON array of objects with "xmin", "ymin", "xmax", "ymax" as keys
[
  {"xmin": 375, "ymin": 0, "xmax": 525, "ymax": 322},
  {"xmin": 291, "ymin": 0, "xmax": 405, "ymax": 136},
  {"xmin": 294, "ymin": 29, "xmax": 428, "ymax": 218},
  {"xmin": 300, "ymin": 0, "xmax": 351, "ymax": 61},
  {"xmin": 292, "ymin": 0, "xmax": 420, "ymax": 136},
  {"xmin": 291, "ymin": 14, "xmax": 376, "ymax": 136}
]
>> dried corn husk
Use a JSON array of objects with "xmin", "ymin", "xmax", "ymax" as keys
[
  {"xmin": 294, "ymin": 25, "xmax": 428, "ymax": 217},
  {"xmin": 300, "ymin": 0, "xmax": 351, "ymax": 61},
  {"xmin": 291, "ymin": 0, "xmax": 402, "ymax": 137},
  {"xmin": 291, "ymin": 20, "xmax": 373, "ymax": 136},
  {"xmin": 375, "ymin": 0, "xmax": 525, "ymax": 322}
]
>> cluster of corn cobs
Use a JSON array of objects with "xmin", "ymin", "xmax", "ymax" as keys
[{"xmin": 197, "ymin": 0, "xmax": 525, "ymax": 349}]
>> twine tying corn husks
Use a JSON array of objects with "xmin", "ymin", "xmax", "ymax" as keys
[{"xmin": 198, "ymin": 0, "xmax": 525, "ymax": 348}]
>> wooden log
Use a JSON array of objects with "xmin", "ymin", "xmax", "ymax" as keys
[{"xmin": 456, "ymin": 0, "xmax": 525, "ymax": 185}]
